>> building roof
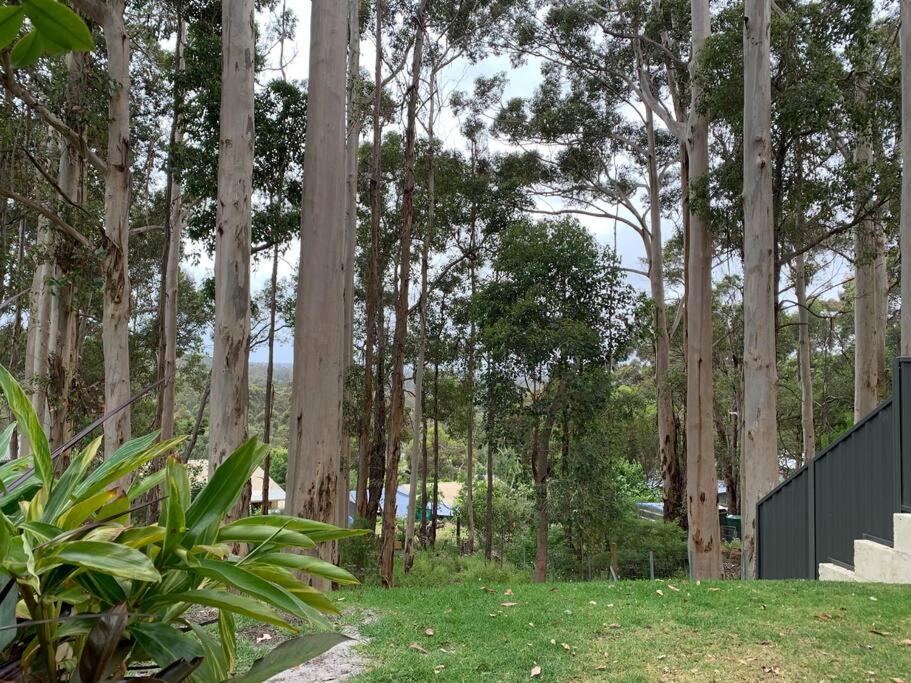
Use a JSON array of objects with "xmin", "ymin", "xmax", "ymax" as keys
[{"xmin": 187, "ymin": 461, "xmax": 286, "ymax": 504}]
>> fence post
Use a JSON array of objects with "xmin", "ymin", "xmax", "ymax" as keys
[
  {"xmin": 610, "ymin": 542, "xmax": 619, "ymax": 580},
  {"xmin": 649, "ymin": 551, "xmax": 655, "ymax": 580},
  {"xmin": 807, "ymin": 448, "xmax": 816, "ymax": 579}
]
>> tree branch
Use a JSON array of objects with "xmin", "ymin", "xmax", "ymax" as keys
[{"xmin": 0, "ymin": 188, "xmax": 90, "ymax": 248}]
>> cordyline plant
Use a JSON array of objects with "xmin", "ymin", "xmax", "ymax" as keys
[{"xmin": 0, "ymin": 365, "xmax": 364, "ymax": 682}]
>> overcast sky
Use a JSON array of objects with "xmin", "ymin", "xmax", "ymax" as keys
[{"xmin": 188, "ymin": 1, "xmax": 676, "ymax": 364}]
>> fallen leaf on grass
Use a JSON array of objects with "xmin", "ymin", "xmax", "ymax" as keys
[
  {"xmin": 255, "ymin": 633, "xmax": 272, "ymax": 644},
  {"xmin": 505, "ymin": 588, "xmax": 513, "ymax": 596},
  {"xmin": 530, "ymin": 665, "xmax": 541, "ymax": 678},
  {"xmin": 900, "ymin": 639, "xmax": 911, "ymax": 646},
  {"xmin": 561, "ymin": 643, "xmax": 571, "ymax": 651},
  {"xmin": 656, "ymin": 589, "xmax": 664, "ymax": 597},
  {"xmin": 656, "ymin": 655, "xmax": 666, "ymax": 660},
  {"xmin": 425, "ymin": 628, "xmax": 435, "ymax": 637},
  {"xmin": 817, "ymin": 613, "xmax": 832, "ymax": 621},
  {"xmin": 409, "ymin": 643, "xmax": 429, "ymax": 655},
  {"xmin": 434, "ymin": 665, "xmax": 445, "ymax": 674},
  {"xmin": 589, "ymin": 601, "xmax": 597, "ymax": 605},
  {"xmin": 595, "ymin": 665, "xmax": 607, "ymax": 671},
  {"xmin": 549, "ymin": 587, "xmax": 559, "ymax": 592},
  {"xmin": 667, "ymin": 585, "xmax": 680, "ymax": 592},
  {"xmin": 608, "ymin": 623, "xmax": 621, "ymax": 629},
  {"xmin": 708, "ymin": 587, "xmax": 721, "ymax": 592},
  {"xmin": 890, "ymin": 678, "xmax": 905, "ymax": 683},
  {"xmin": 761, "ymin": 665, "xmax": 782, "ymax": 676},
  {"xmin": 870, "ymin": 629, "xmax": 891, "ymax": 637},
  {"xmin": 870, "ymin": 596, "xmax": 878, "ymax": 601},
  {"xmin": 501, "ymin": 602, "xmax": 518, "ymax": 607},
  {"xmin": 481, "ymin": 586, "xmax": 496, "ymax": 594}
]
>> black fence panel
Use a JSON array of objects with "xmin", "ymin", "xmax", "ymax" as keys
[
  {"xmin": 757, "ymin": 357, "xmax": 911, "ymax": 579},
  {"xmin": 758, "ymin": 468, "xmax": 809, "ymax": 579},
  {"xmin": 814, "ymin": 400, "xmax": 894, "ymax": 567}
]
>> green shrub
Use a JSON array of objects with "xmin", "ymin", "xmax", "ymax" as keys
[{"xmin": 0, "ymin": 365, "xmax": 364, "ymax": 681}]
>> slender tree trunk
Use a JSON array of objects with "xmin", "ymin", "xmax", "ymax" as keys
[
  {"xmin": 356, "ymin": 0, "xmax": 384, "ymax": 519},
  {"xmin": 365, "ymin": 330, "xmax": 386, "ymax": 526},
  {"xmin": 532, "ymin": 395, "xmax": 563, "ymax": 583},
  {"xmin": 465, "ymin": 226, "xmax": 477, "ymax": 554},
  {"xmin": 156, "ymin": 18, "xmax": 186, "ymax": 446},
  {"xmin": 794, "ymin": 252, "xmax": 815, "ymax": 465},
  {"xmin": 685, "ymin": 0, "xmax": 722, "ymax": 580},
  {"xmin": 339, "ymin": 0, "xmax": 361, "ymax": 530},
  {"xmin": 262, "ymin": 242, "xmax": 279, "ymax": 515},
  {"xmin": 404, "ymin": 237, "xmax": 428, "ymax": 571},
  {"xmin": 741, "ymin": 0, "xmax": 778, "ymax": 579},
  {"xmin": 101, "ymin": 0, "xmax": 133, "ymax": 468},
  {"xmin": 380, "ymin": 1, "xmax": 429, "ymax": 587},
  {"xmin": 287, "ymin": 0, "xmax": 348, "ymax": 590},
  {"xmin": 183, "ymin": 375, "xmax": 210, "ymax": 464},
  {"xmin": 431, "ymin": 360, "xmax": 439, "ymax": 546},
  {"xmin": 421, "ymin": 410, "xmax": 429, "ymax": 545},
  {"xmin": 644, "ymin": 103, "xmax": 679, "ymax": 526},
  {"xmin": 210, "ymin": 0, "xmax": 255, "ymax": 518},
  {"xmin": 902, "ymin": 0, "xmax": 911, "ymax": 356},
  {"xmin": 485, "ymin": 408, "xmax": 494, "ymax": 561}
]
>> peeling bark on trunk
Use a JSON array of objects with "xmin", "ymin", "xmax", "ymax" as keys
[
  {"xmin": 380, "ymin": 1, "xmax": 429, "ymax": 587},
  {"xmin": 356, "ymin": 0, "xmax": 384, "ymax": 519},
  {"xmin": 210, "ymin": 0, "xmax": 255, "ymax": 518},
  {"xmin": 795, "ymin": 252, "xmax": 815, "ymax": 465},
  {"xmin": 287, "ymin": 0, "xmax": 348, "ymax": 590},
  {"xmin": 685, "ymin": 0, "xmax": 722, "ymax": 580},
  {"xmin": 101, "ymin": 0, "xmax": 133, "ymax": 470},
  {"xmin": 741, "ymin": 0, "xmax": 778, "ymax": 580}
]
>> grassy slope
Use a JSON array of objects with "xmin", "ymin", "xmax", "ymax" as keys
[{"xmin": 334, "ymin": 580, "xmax": 911, "ymax": 682}]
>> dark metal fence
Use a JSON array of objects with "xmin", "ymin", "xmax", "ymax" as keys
[{"xmin": 757, "ymin": 357, "xmax": 911, "ymax": 579}]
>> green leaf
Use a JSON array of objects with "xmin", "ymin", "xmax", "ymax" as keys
[
  {"xmin": 36, "ymin": 540, "xmax": 161, "ymax": 582},
  {"xmin": 244, "ymin": 565, "xmax": 338, "ymax": 616},
  {"xmin": 55, "ymin": 489, "xmax": 117, "ymax": 528},
  {"xmin": 230, "ymin": 633, "xmax": 349, "ymax": 683},
  {"xmin": 0, "ymin": 572, "xmax": 17, "ymax": 653},
  {"xmin": 44, "ymin": 435, "xmax": 102, "ymax": 523},
  {"xmin": 0, "ymin": 6, "xmax": 24, "ymax": 50},
  {"xmin": 0, "ymin": 423, "xmax": 17, "ymax": 467},
  {"xmin": 218, "ymin": 609, "xmax": 236, "ymax": 672},
  {"xmin": 22, "ymin": 0, "xmax": 93, "ymax": 51},
  {"xmin": 127, "ymin": 467, "xmax": 167, "ymax": 502},
  {"xmin": 252, "ymin": 552, "xmax": 359, "ymax": 585},
  {"xmin": 131, "ymin": 621, "xmax": 202, "ymax": 668},
  {"xmin": 145, "ymin": 589, "xmax": 290, "ymax": 629},
  {"xmin": 10, "ymin": 28, "xmax": 43, "ymax": 68},
  {"xmin": 187, "ymin": 621, "xmax": 227, "ymax": 683},
  {"xmin": 72, "ymin": 431, "xmax": 162, "ymax": 499},
  {"xmin": 184, "ymin": 438, "xmax": 264, "ymax": 539},
  {"xmin": 193, "ymin": 559, "xmax": 327, "ymax": 626},
  {"xmin": 161, "ymin": 458, "xmax": 189, "ymax": 557},
  {"xmin": 0, "ymin": 364, "xmax": 51, "ymax": 488},
  {"xmin": 225, "ymin": 515, "xmax": 369, "ymax": 543},
  {"xmin": 216, "ymin": 524, "xmax": 315, "ymax": 549}
]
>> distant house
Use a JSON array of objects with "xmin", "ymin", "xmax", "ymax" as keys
[
  {"xmin": 187, "ymin": 462, "xmax": 286, "ymax": 512},
  {"xmin": 347, "ymin": 482, "xmax": 460, "ymax": 524}
]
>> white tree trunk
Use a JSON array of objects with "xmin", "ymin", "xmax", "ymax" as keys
[
  {"xmin": 902, "ymin": 0, "xmax": 911, "ymax": 356},
  {"xmin": 157, "ymin": 18, "xmax": 187, "ymax": 446},
  {"xmin": 794, "ymin": 252, "xmax": 815, "ymax": 464},
  {"xmin": 286, "ymin": 0, "xmax": 348, "ymax": 590},
  {"xmin": 101, "ymin": 0, "xmax": 133, "ymax": 466},
  {"xmin": 685, "ymin": 0, "xmax": 722, "ymax": 580},
  {"xmin": 741, "ymin": 0, "xmax": 778, "ymax": 580},
  {"xmin": 209, "ymin": 0, "xmax": 254, "ymax": 500}
]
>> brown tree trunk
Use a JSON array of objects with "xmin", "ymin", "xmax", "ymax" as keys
[
  {"xmin": 210, "ymin": 0, "xmax": 255, "ymax": 517},
  {"xmin": 356, "ymin": 0, "xmax": 384, "ymax": 520},
  {"xmin": 365, "ymin": 330, "xmax": 387, "ymax": 526},
  {"xmin": 532, "ymin": 393, "xmax": 564, "ymax": 583},
  {"xmin": 741, "ymin": 0, "xmax": 778, "ymax": 579},
  {"xmin": 485, "ymin": 408, "xmax": 494, "ymax": 561},
  {"xmin": 431, "ymin": 360, "xmax": 439, "ymax": 546},
  {"xmin": 287, "ymin": 0, "xmax": 348, "ymax": 590},
  {"xmin": 685, "ymin": 0, "xmax": 722, "ymax": 580},
  {"xmin": 380, "ymin": 1, "xmax": 429, "ymax": 587}
]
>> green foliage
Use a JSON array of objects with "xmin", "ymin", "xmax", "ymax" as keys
[
  {"xmin": 1, "ymin": 0, "xmax": 93, "ymax": 67},
  {"xmin": 0, "ymin": 367, "xmax": 362, "ymax": 681}
]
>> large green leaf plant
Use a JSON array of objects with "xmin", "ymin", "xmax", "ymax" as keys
[
  {"xmin": 0, "ymin": 0, "xmax": 94, "ymax": 68},
  {"xmin": 0, "ymin": 365, "xmax": 363, "ymax": 681}
]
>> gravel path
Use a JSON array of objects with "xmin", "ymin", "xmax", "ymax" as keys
[{"xmin": 267, "ymin": 620, "xmax": 369, "ymax": 682}]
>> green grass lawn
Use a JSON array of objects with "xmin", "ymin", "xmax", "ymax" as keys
[{"xmin": 323, "ymin": 580, "xmax": 911, "ymax": 682}]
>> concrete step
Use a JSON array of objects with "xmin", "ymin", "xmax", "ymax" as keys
[
  {"xmin": 894, "ymin": 513, "xmax": 911, "ymax": 555},
  {"xmin": 818, "ymin": 562, "xmax": 859, "ymax": 582},
  {"xmin": 854, "ymin": 538, "xmax": 911, "ymax": 584}
]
